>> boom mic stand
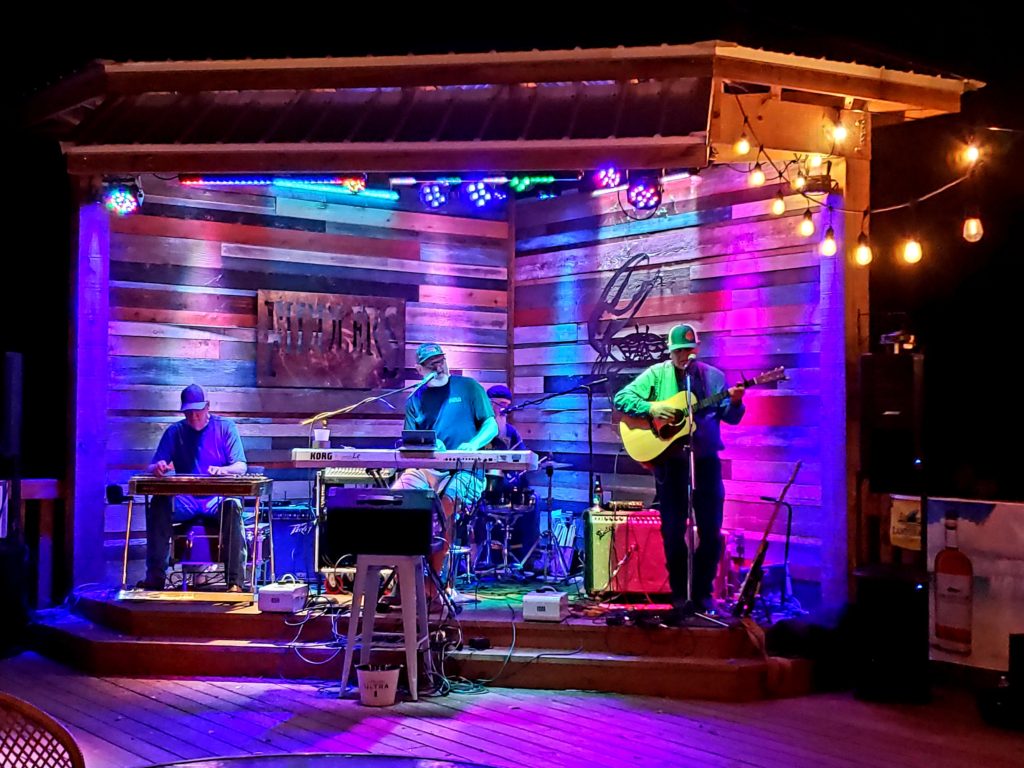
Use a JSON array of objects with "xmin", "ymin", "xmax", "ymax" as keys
[
  {"xmin": 506, "ymin": 376, "xmax": 607, "ymax": 582},
  {"xmin": 683, "ymin": 364, "xmax": 727, "ymax": 627},
  {"xmin": 301, "ymin": 375, "xmax": 431, "ymax": 596}
]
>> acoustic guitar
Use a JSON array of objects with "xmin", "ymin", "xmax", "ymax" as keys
[{"xmin": 618, "ymin": 367, "xmax": 787, "ymax": 463}]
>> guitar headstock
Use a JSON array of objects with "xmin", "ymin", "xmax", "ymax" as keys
[{"xmin": 748, "ymin": 367, "xmax": 787, "ymax": 387}]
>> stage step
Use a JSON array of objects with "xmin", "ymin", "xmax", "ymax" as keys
[
  {"xmin": 65, "ymin": 592, "xmax": 758, "ymax": 658},
  {"xmin": 445, "ymin": 647, "xmax": 811, "ymax": 702},
  {"xmin": 31, "ymin": 610, "xmax": 336, "ymax": 680},
  {"xmin": 31, "ymin": 599, "xmax": 813, "ymax": 701}
]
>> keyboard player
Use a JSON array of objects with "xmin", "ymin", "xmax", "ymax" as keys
[
  {"xmin": 142, "ymin": 384, "xmax": 249, "ymax": 592},
  {"xmin": 393, "ymin": 343, "xmax": 498, "ymax": 577}
]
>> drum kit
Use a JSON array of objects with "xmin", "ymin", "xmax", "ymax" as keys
[{"xmin": 448, "ymin": 457, "xmax": 574, "ymax": 583}]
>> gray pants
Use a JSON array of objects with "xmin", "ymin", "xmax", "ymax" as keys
[{"xmin": 145, "ymin": 495, "xmax": 246, "ymax": 588}]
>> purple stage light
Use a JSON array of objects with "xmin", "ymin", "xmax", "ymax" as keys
[
  {"xmin": 626, "ymin": 177, "xmax": 662, "ymax": 210},
  {"xmin": 594, "ymin": 167, "xmax": 622, "ymax": 188}
]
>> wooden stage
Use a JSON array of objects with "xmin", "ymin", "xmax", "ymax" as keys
[{"xmin": 32, "ymin": 582, "xmax": 811, "ymax": 702}]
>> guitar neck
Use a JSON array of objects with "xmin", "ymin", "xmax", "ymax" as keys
[{"xmin": 688, "ymin": 376, "xmax": 753, "ymax": 414}]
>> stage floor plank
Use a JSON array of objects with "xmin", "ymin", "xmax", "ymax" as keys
[{"xmin": 1, "ymin": 653, "xmax": 1020, "ymax": 768}]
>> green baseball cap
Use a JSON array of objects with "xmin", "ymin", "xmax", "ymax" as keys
[
  {"xmin": 416, "ymin": 342, "xmax": 445, "ymax": 365},
  {"xmin": 667, "ymin": 323, "xmax": 700, "ymax": 351}
]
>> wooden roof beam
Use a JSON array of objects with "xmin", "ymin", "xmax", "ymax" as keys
[
  {"xmin": 64, "ymin": 136, "xmax": 710, "ymax": 175},
  {"xmin": 99, "ymin": 46, "xmax": 717, "ymax": 95},
  {"xmin": 713, "ymin": 45, "xmax": 980, "ymax": 115}
]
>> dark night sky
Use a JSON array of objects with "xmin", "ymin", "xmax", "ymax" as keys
[{"xmin": 6, "ymin": 6, "xmax": 1023, "ymax": 497}]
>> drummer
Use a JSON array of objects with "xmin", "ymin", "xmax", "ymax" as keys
[
  {"xmin": 470, "ymin": 385, "xmax": 537, "ymax": 571},
  {"xmin": 485, "ymin": 385, "xmax": 525, "ymax": 452}
]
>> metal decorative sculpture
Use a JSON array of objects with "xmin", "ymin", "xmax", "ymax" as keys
[
  {"xmin": 257, "ymin": 289, "xmax": 404, "ymax": 389},
  {"xmin": 587, "ymin": 252, "xmax": 665, "ymax": 393}
]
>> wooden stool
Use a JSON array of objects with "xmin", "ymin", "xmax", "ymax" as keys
[{"xmin": 340, "ymin": 554, "xmax": 429, "ymax": 701}]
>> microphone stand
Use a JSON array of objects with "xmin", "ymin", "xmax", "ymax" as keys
[
  {"xmin": 299, "ymin": 377, "xmax": 428, "ymax": 430},
  {"xmin": 506, "ymin": 376, "xmax": 607, "ymax": 581},
  {"xmin": 683, "ymin": 363, "xmax": 727, "ymax": 627},
  {"xmin": 505, "ymin": 376, "xmax": 607, "ymax": 506},
  {"xmin": 300, "ymin": 377, "xmax": 429, "ymax": 597}
]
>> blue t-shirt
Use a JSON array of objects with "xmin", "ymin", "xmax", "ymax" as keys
[
  {"xmin": 404, "ymin": 375, "xmax": 492, "ymax": 450},
  {"xmin": 151, "ymin": 415, "xmax": 247, "ymax": 475}
]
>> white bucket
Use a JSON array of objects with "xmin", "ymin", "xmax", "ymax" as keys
[{"xmin": 355, "ymin": 663, "xmax": 401, "ymax": 706}]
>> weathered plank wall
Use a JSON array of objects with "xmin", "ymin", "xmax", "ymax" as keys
[
  {"xmin": 105, "ymin": 178, "xmax": 510, "ymax": 581},
  {"xmin": 512, "ymin": 165, "xmax": 846, "ymax": 586}
]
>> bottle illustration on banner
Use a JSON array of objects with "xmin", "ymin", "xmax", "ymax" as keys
[{"xmin": 933, "ymin": 513, "xmax": 973, "ymax": 655}]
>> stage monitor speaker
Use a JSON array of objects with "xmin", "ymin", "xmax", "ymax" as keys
[
  {"xmin": 1010, "ymin": 633, "xmax": 1023, "ymax": 689},
  {"xmin": 860, "ymin": 352, "xmax": 924, "ymax": 494},
  {"xmin": 321, "ymin": 488, "xmax": 440, "ymax": 562},
  {"xmin": 270, "ymin": 504, "xmax": 316, "ymax": 581},
  {"xmin": 852, "ymin": 565, "xmax": 930, "ymax": 702},
  {"xmin": 584, "ymin": 509, "xmax": 670, "ymax": 596},
  {"xmin": 1, "ymin": 352, "xmax": 23, "ymax": 460}
]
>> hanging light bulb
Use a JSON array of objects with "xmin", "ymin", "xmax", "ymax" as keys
[
  {"xmin": 832, "ymin": 122, "xmax": 848, "ymax": 144},
  {"xmin": 791, "ymin": 169, "xmax": 807, "ymax": 191},
  {"xmin": 902, "ymin": 238, "xmax": 923, "ymax": 264},
  {"xmin": 808, "ymin": 154, "xmax": 823, "ymax": 170},
  {"xmin": 820, "ymin": 226, "xmax": 838, "ymax": 256},
  {"xmin": 749, "ymin": 162, "xmax": 766, "ymax": 187},
  {"xmin": 734, "ymin": 132, "xmax": 751, "ymax": 156},
  {"xmin": 854, "ymin": 233, "xmax": 873, "ymax": 266},
  {"xmin": 963, "ymin": 215, "xmax": 984, "ymax": 243},
  {"xmin": 771, "ymin": 191, "xmax": 786, "ymax": 216},
  {"xmin": 963, "ymin": 142, "xmax": 981, "ymax": 166},
  {"xmin": 798, "ymin": 209, "xmax": 815, "ymax": 237}
]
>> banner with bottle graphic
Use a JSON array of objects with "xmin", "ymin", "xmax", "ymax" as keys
[{"xmin": 916, "ymin": 496, "xmax": 1024, "ymax": 670}]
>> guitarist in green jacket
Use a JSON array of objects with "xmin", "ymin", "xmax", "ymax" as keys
[{"xmin": 614, "ymin": 323, "xmax": 745, "ymax": 621}]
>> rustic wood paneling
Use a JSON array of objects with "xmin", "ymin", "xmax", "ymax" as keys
[
  {"xmin": 104, "ymin": 177, "xmax": 511, "ymax": 572},
  {"xmin": 512, "ymin": 166, "xmax": 843, "ymax": 592}
]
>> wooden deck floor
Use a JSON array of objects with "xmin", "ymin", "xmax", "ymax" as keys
[{"xmin": 1, "ymin": 652, "xmax": 1020, "ymax": 768}]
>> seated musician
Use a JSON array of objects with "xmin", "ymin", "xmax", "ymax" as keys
[
  {"xmin": 392, "ymin": 343, "xmax": 497, "ymax": 578},
  {"xmin": 474, "ymin": 384, "xmax": 537, "ymax": 566},
  {"xmin": 142, "ymin": 384, "xmax": 249, "ymax": 592},
  {"xmin": 485, "ymin": 384, "xmax": 525, "ymax": 451}
]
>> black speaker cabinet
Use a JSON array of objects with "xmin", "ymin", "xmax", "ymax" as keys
[
  {"xmin": 320, "ymin": 488, "xmax": 440, "ymax": 561},
  {"xmin": 270, "ymin": 504, "xmax": 316, "ymax": 580},
  {"xmin": 852, "ymin": 565, "xmax": 930, "ymax": 702},
  {"xmin": 860, "ymin": 352, "xmax": 924, "ymax": 494},
  {"xmin": 1, "ymin": 352, "xmax": 23, "ymax": 460}
]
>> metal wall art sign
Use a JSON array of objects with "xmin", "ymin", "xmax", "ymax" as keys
[{"xmin": 257, "ymin": 289, "xmax": 405, "ymax": 389}]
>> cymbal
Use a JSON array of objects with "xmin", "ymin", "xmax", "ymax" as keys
[{"xmin": 536, "ymin": 459, "xmax": 573, "ymax": 470}]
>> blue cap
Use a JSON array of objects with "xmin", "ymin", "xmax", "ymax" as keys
[
  {"xmin": 416, "ymin": 343, "xmax": 445, "ymax": 365},
  {"xmin": 487, "ymin": 384, "xmax": 513, "ymax": 400},
  {"xmin": 180, "ymin": 384, "xmax": 208, "ymax": 412}
]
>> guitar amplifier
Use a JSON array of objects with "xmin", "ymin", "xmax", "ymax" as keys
[
  {"xmin": 584, "ymin": 509, "xmax": 670, "ymax": 596},
  {"xmin": 270, "ymin": 504, "xmax": 316, "ymax": 581},
  {"xmin": 321, "ymin": 488, "xmax": 441, "ymax": 561}
]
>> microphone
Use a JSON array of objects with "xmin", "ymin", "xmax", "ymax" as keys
[
  {"xmin": 681, "ymin": 353, "xmax": 697, "ymax": 372},
  {"xmin": 411, "ymin": 371, "xmax": 437, "ymax": 392},
  {"xmin": 578, "ymin": 376, "xmax": 609, "ymax": 389}
]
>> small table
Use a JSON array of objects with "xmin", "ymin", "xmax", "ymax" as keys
[{"xmin": 146, "ymin": 754, "xmax": 496, "ymax": 768}]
